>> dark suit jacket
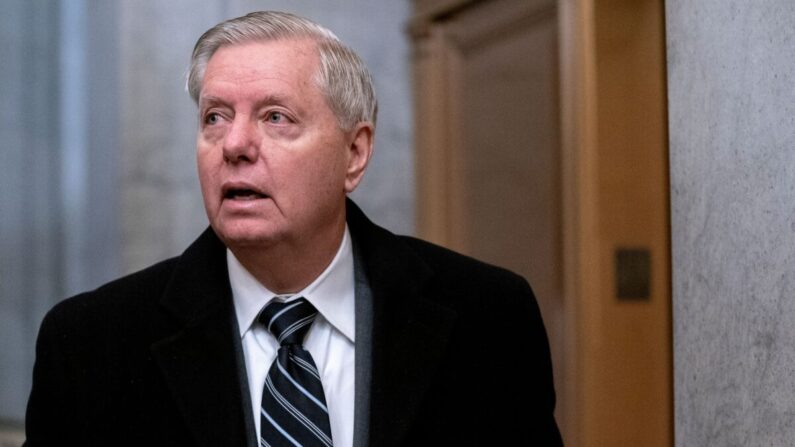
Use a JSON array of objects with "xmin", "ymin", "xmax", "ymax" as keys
[{"xmin": 25, "ymin": 201, "xmax": 562, "ymax": 446}]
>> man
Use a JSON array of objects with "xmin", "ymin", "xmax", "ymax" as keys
[{"xmin": 25, "ymin": 11, "xmax": 562, "ymax": 447}]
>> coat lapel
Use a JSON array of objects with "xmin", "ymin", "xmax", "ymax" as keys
[
  {"xmin": 347, "ymin": 202, "xmax": 457, "ymax": 447},
  {"xmin": 148, "ymin": 203, "xmax": 456, "ymax": 447},
  {"xmin": 150, "ymin": 229, "xmax": 253, "ymax": 447}
]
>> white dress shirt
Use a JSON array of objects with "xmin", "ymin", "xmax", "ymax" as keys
[{"xmin": 228, "ymin": 226, "xmax": 355, "ymax": 447}]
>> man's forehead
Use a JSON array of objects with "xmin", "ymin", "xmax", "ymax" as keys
[
  {"xmin": 202, "ymin": 40, "xmax": 318, "ymax": 83},
  {"xmin": 209, "ymin": 38, "xmax": 319, "ymax": 68},
  {"xmin": 199, "ymin": 40, "xmax": 321, "ymax": 99}
]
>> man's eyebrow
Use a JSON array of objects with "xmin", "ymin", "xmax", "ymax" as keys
[
  {"xmin": 198, "ymin": 94, "xmax": 293, "ymax": 109},
  {"xmin": 198, "ymin": 95, "xmax": 226, "ymax": 109},
  {"xmin": 252, "ymin": 93, "xmax": 292, "ymax": 109}
]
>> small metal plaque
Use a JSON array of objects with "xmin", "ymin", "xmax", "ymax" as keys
[{"xmin": 615, "ymin": 248, "xmax": 651, "ymax": 301}]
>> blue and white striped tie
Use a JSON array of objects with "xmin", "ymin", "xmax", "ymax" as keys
[{"xmin": 258, "ymin": 297, "xmax": 333, "ymax": 447}]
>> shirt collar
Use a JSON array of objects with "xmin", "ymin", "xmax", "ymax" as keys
[{"xmin": 228, "ymin": 226, "xmax": 355, "ymax": 342}]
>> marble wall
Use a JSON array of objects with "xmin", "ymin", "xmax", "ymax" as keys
[{"xmin": 667, "ymin": 1, "xmax": 795, "ymax": 444}]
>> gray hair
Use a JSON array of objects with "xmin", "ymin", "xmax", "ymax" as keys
[{"xmin": 187, "ymin": 11, "xmax": 377, "ymax": 130}]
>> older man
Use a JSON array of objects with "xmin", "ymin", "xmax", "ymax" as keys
[{"xmin": 25, "ymin": 11, "xmax": 562, "ymax": 447}]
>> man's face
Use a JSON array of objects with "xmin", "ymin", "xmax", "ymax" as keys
[{"xmin": 196, "ymin": 39, "xmax": 368, "ymax": 250}]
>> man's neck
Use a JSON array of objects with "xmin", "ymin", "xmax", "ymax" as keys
[{"xmin": 228, "ymin": 220, "xmax": 346, "ymax": 294}]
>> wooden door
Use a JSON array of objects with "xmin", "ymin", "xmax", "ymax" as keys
[
  {"xmin": 411, "ymin": 0, "xmax": 671, "ymax": 445},
  {"xmin": 411, "ymin": 0, "xmax": 567, "ymax": 436}
]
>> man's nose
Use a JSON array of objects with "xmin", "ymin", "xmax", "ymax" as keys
[{"xmin": 223, "ymin": 118, "xmax": 259, "ymax": 163}]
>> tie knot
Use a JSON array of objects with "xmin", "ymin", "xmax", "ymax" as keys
[{"xmin": 257, "ymin": 297, "xmax": 318, "ymax": 346}]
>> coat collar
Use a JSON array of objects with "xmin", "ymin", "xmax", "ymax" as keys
[{"xmin": 347, "ymin": 200, "xmax": 457, "ymax": 447}]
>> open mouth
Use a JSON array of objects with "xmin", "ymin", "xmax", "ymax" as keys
[{"xmin": 224, "ymin": 188, "xmax": 268, "ymax": 200}]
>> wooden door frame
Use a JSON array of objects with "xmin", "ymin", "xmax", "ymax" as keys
[{"xmin": 559, "ymin": 0, "xmax": 672, "ymax": 445}]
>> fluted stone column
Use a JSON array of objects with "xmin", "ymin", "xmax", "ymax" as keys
[{"xmin": 0, "ymin": 0, "xmax": 122, "ymax": 423}]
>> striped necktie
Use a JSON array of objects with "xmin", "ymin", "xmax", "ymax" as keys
[{"xmin": 258, "ymin": 297, "xmax": 334, "ymax": 447}]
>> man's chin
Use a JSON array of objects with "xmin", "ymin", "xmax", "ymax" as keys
[{"xmin": 210, "ymin": 223, "xmax": 282, "ymax": 250}]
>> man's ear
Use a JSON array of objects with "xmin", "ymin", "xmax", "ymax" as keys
[{"xmin": 344, "ymin": 122, "xmax": 374, "ymax": 193}]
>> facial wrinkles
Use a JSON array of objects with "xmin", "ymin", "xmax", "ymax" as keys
[
  {"xmin": 204, "ymin": 41, "xmax": 317, "ymax": 98},
  {"xmin": 200, "ymin": 44, "xmax": 337, "ymax": 154},
  {"xmin": 193, "ymin": 39, "xmax": 358, "ymax": 262},
  {"xmin": 206, "ymin": 90, "xmax": 322, "ymax": 143}
]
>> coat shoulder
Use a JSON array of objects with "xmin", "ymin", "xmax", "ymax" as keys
[
  {"xmin": 396, "ymin": 235, "xmax": 531, "ymax": 294},
  {"xmin": 389, "ymin": 236, "xmax": 562, "ymax": 445},
  {"xmin": 41, "ymin": 256, "xmax": 180, "ymax": 334}
]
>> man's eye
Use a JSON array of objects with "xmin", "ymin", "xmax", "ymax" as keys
[
  {"xmin": 205, "ymin": 113, "xmax": 220, "ymax": 125},
  {"xmin": 267, "ymin": 111, "xmax": 284, "ymax": 123}
]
